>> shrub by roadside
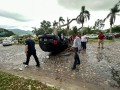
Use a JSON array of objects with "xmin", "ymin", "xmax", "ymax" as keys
[{"xmin": 0, "ymin": 71, "xmax": 57, "ymax": 90}]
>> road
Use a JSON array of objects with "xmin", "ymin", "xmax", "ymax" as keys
[{"xmin": 0, "ymin": 41, "xmax": 120, "ymax": 90}]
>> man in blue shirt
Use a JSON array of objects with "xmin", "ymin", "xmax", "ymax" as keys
[{"xmin": 23, "ymin": 35, "xmax": 40, "ymax": 67}]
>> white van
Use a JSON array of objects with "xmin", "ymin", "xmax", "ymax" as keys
[{"xmin": 2, "ymin": 37, "xmax": 14, "ymax": 46}]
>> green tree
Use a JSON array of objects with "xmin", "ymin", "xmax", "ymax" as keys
[
  {"xmin": 59, "ymin": 16, "xmax": 65, "ymax": 28},
  {"xmin": 53, "ymin": 20, "xmax": 58, "ymax": 28},
  {"xmin": 104, "ymin": 4, "xmax": 120, "ymax": 33},
  {"xmin": 59, "ymin": 6, "xmax": 90, "ymax": 30},
  {"xmin": 72, "ymin": 26, "xmax": 78, "ymax": 35},
  {"xmin": 76, "ymin": 6, "xmax": 90, "ymax": 35},
  {"xmin": 112, "ymin": 25, "xmax": 120, "ymax": 33},
  {"xmin": 32, "ymin": 20, "xmax": 53, "ymax": 35},
  {"xmin": 0, "ymin": 28, "xmax": 15, "ymax": 37},
  {"xmin": 40, "ymin": 20, "xmax": 51, "ymax": 31},
  {"xmin": 94, "ymin": 19, "xmax": 104, "ymax": 30}
]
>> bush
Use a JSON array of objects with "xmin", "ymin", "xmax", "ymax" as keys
[{"xmin": 34, "ymin": 38, "xmax": 39, "ymax": 44}]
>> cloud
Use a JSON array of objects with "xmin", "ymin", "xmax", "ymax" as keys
[
  {"xmin": 0, "ymin": 25, "xmax": 33, "ymax": 30},
  {"xmin": 0, "ymin": 10, "xmax": 32, "ymax": 22},
  {"xmin": 0, "ymin": 25, "xmax": 18, "ymax": 29},
  {"xmin": 58, "ymin": 0, "xmax": 118, "ymax": 11}
]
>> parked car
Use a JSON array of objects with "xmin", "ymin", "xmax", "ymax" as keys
[
  {"xmin": 114, "ymin": 33, "xmax": 120, "ymax": 38},
  {"xmin": 38, "ymin": 33, "xmax": 69, "ymax": 52},
  {"xmin": 86, "ymin": 34, "xmax": 98, "ymax": 39},
  {"xmin": 105, "ymin": 34, "xmax": 114, "ymax": 40},
  {"xmin": 2, "ymin": 37, "xmax": 14, "ymax": 46}
]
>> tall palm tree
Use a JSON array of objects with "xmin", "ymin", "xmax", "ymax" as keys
[
  {"xmin": 59, "ymin": 16, "xmax": 65, "ymax": 24},
  {"xmin": 59, "ymin": 16, "xmax": 65, "ymax": 29},
  {"xmin": 76, "ymin": 6, "xmax": 90, "ymax": 34},
  {"xmin": 66, "ymin": 17, "xmax": 70, "ymax": 37},
  {"xmin": 104, "ymin": 4, "xmax": 120, "ymax": 33},
  {"xmin": 67, "ymin": 17, "xmax": 70, "ymax": 30}
]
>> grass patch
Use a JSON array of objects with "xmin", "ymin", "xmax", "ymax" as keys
[
  {"xmin": 115, "ymin": 38, "xmax": 120, "ymax": 41},
  {"xmin": 88, "ymin": 38, "xmax": 115, "ymax": 42},
  {"xmin": 0, "ymin": 71, "xmax": 57, "ymax": 90}
]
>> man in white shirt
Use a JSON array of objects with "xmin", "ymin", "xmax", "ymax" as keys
[
  {"xmin": 81, "ymin": 33, "xmax": 88, "ymax": 50},
  {"xmin": 71, "ymin": 34, "xmax": 81, "ymax": 70}
]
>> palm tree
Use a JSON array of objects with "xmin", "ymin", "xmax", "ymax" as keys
[
  {"xmin": 59, "ymin": 16, "xmax": 65, "ymax": 29},
  {"xmin": 66, "ymin": 17, "xmax": 71, "ymax": 37},
  {"xmin": 53, "ymin": 20, "xmax": 59, "ymax": 35},
  {"xmin": 67, "ymin": 17, "xmax": 70, "ymax": 30},
  {"xmin": 76, "ymin": 6, "xmax": 90, "ymax": 35},
  {"xmin": 59, "ymin": 16, "xmax": 65, "ymax": 24},
  {"xmin": 59, "ymin": 6, "xmax": 90, "ymax": 32},
  {"xmin": 104, "ymin": 4, "xmax": 120, "ymax": 33}
]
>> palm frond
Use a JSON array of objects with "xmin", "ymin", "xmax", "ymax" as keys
[
  {"xmin": 84, "ymin": 10, "xmax": 90, "ymax": 15},
  {"xmin": 81, "ymin": 6, "xmax": 85, "ymax": 12},
  {"xmin": 104, "ymin": 13, "xmax": 111, "ymax": 22},
  {"xmin": 116, "ymin": 13, "xmax": 120, "ymax": 16}
]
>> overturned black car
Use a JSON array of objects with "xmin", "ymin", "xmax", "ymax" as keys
[{"xmin": 38, "ymin": 33, "xmax": 69, "ymax": 52}]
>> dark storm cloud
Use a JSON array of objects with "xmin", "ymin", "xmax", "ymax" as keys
[
  {"xmin": 0, "ymin": 10, "xmax": 31, "ymax": 22},
  {"xmin": 58, "ymin": 0, "xmax": 118, "ymax": 11}
]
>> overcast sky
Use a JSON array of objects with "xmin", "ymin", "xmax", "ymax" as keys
[{"xmin": 0, "ymin": 0, "xmax": 120, "ymax": 31}]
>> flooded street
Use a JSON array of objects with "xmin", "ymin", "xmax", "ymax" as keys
[{"xmin": 0, "ymin": 41, "xmax": 120, "ymax": 90}]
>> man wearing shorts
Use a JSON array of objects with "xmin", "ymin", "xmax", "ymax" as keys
[{"xmin": 98, "ymin": 32, "xmax": 105, "ymax": 49}]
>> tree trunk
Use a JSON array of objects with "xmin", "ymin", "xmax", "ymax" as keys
[
  {"xmin": 110, "ymin": 25, "xmax": 112, "ymax": 33},
  {"xmin": 67, "ymin": 17, "xmax": 70, "ymax": 37},
  {"xmin": 81, "ymin": 24, "xmax": 84, "ymax": 35},
  {"xmin": 59, "ymin": 18, "xmax": 76, "ymax": 28},
  {"xmin": 53, "ymin": 28, "xmax": 58, "ymax": 35},
  {"xmin": 59, "ymin": 21, "xmax": 61, "ymax": 30}
]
